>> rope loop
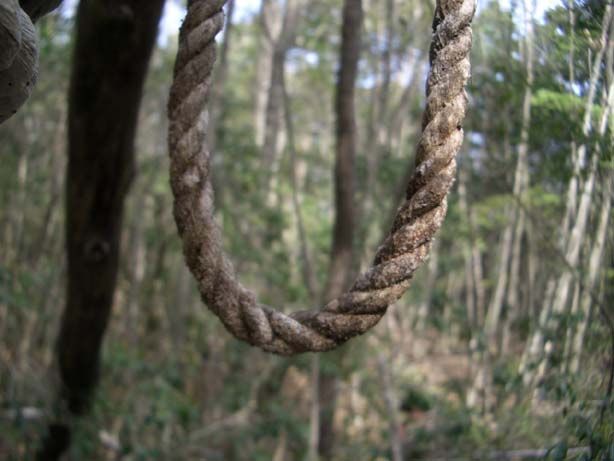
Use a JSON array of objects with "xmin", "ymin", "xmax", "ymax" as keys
[{"xmin": 168, "ymin": 0, "xmax": 477, "ymax": 355}]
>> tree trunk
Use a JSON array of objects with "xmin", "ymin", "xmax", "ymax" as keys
[
  {"xmin": 568, "ymin": 176, "xmax": 610, "ymax": 372},
  {"xmin": 281, "ymin": 62, "xmax": 323, "ymax": 461},
  {"xmin": 37, "ymin": 1, "xmax": 164, "ymax": 459},
  {"xmin": 470, "ymin": 0, "xmax": 534, "ymax": 408},
  {"xmin": 483, "ymin": 174, "xmax": 513, "ymax": 344},
  {"xmin": 124, "ymin": 183, "xmax": 149, "ymax": 345},
  {"xmin": 472, "ymin": 224, "xmax": 486, "ymax": 326},
  {"xmin": 317, "ymin": 1, "xmax": 363, "ymax": 459},
  {"xmin": 560, "ymin": 5, "xmax": 612, "ymax": 246},
  {"xmin": 377, "ymin": 353, "xmax": 404, "ymax": 461},
  {"xmin": 559, "ymin": 0, "xmax": 577, "ymax": 241},
  {"xmin": 308, "ymin": 355, "xmax": 321, "ymax": 461},
  {"xmin": 254, "ymin": 0, "xmax": 279, "ymax": 146},
  {"xmin": 519, "ymin": 6, "xmax": 613, "ymax": 381},
  {"xmin": 568, "ymin": 61, "xmax": 614, "ymax": 376},
  {"xmin": 528, "ymin": 77, "xmax": 614, "ymax": 388},
  {"xmin": 415, "ymin": 239, "xmax": 439, "ymax": 330},
  {"xmin": 502, "ymin": 209, "xmax": 525, "ymax": 355},
  {"xmin": 262, "ymin": 0, "xmax": 301, "ymax": 201},
  {"xmin": 282, "ymin": 66, "xmax": 318, "ymax": 300},
  {"xmin": 458, "ymin": 161, "xmax": 477, "ymax": 328},
  {"xmin": 364, "ymin": 0, "xmax": 394, "ymax": 198},
  {"xmin": 487, "ymin": 0, "xmax": 533, "ymax": 349},
  {"xmin": 207, "ymin": 0, "xmax": 235, "ymax": 156}
]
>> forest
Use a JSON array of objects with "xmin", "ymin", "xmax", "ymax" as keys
[{"xmin": 0, "ymin": 0, "xmax": 613, "ymax": 460}]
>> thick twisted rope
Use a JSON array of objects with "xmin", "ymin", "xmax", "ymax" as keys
[
  {"xmin": 0, "ymin": 0, "xmax": 38, "ymax": 124},
  {"xmin": 168, "ymin": 0, "xmax": 476, "ymax": 355}
]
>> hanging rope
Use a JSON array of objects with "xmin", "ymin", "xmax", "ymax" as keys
[
  {"xmin": 0, "ymin": 0, "xmax": 38, "ymax": 123},
  {"xmin": 168, "ymin": 0, "xmax": 476, "ymax": 355}
]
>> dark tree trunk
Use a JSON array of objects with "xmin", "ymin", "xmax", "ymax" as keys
[
  {"xmin": 318, "ymin": 0, "xmax": 363, "ymax": 458},
  {"xmin": 322, "ymin": 0, "xmax": 361, "ymax": 302},
  {"xmin": 38, "ymin": 1, "xmax": 164, "ymax": 459}
]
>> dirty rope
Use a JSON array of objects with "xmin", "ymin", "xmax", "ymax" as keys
[{"xmin": 168, "ymin": 0, "xmax": 477, "ymax": 355}]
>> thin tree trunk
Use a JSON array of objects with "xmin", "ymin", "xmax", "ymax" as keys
[
  {"xmin": 317, "ymin": 1, "xmax": 363, "ymax": 459},
  {"xmin": 308, "ymin": 355, "xmax": 320, "ymax": 461},
  {"xmin": 502, "ymin": 210, "xmax": 525, "ymax": 355},
  {"xmin": 254, "ymin": 0, "xmax": 280, "ymax": 146},
  {"xmin": 30, "ymin": 109, "xmax": 66, "ymax": 266},
  {"xmin": 520, "ymin": 7, "xmax": 613, "ymax": 379},
  {"xmin": 562, "ymin": 279, "xmax": 581, "ymax": 371},
  {"xmin": 472, "ymin": 225, "xmax": 486, "ymax": 327},
  {"xmin": 415, "ymin": 239, "xmax": 439, "ymax": 330},
  {"xmin": 529, "ymin": 78, "xmax": 614, "ymax": 387},
  {"xmin": 560, "ymin": 0, "xmax": 577, "ymax": 239},
  {"xmin": 282, "ymin": 64, "xmax": 318, "ymax": 300},
  {"xmin": 281, "ymin": 59, "xmax": 324, "ymax": 461},
  {"xmin": 458, "ymin": 161, "xmax": 477, "ymax": 328},
  {"xmin": 519, "ymin": 278, "xmax": 555, "ymax": 381},
  {"xmin": 272, "ymin": 429, "xmax": 288, "ymax": 461},
  {"xmin": 560, "ymin": 5, "xmax": 612, "ymax": 246},
  {"xmin": 482, "ymin": 126, "xmax": 514, "ymax": 346},
  {"xmin": 569, "ymin": 188, "xmax": 612, "ymax": 374},
  {"xmin": 37, "ymin": 2, "xmax": 164, "ymax": 459},
  {"xmin": 377, "ymin": 353, "xmax": 404, "ymax": 461},
  {"xmin": 470, "ymin": 1, "xmax": 535, "ymax": 408},
  {"xmin": 550, "ymin": 79, "xmax": 613, "ymax": 326},
  {"xmin": 262, "ymin": 0, "xmax": 301, "ymax": 201},
  {"xmin": 124, "ymin": 185, "xmax": 149, "ymax": 345},
  {"xmin": 484, "ymin": 221, "xmax": 513, "ymax": 343},
  {"xmin": 207, "ymin": 0, "xmax": 235, "ymax": 156},
  {"xmin": 525, "ymin": 219, "xmax": 538, "ymax": 323},
  {"xmin": 568, "ymin": 138, "xmax": 613, "ymax": 374},
  {"xmin": 487, "ymin": 0, "xmax": 534, "ymax": 349},
  {"xmin": 568, "ymin": 80, "xmax": 614, "ymax": 373},
  {"xmin": 15, "ymin": 143, "xmax": 29, "ymax": 256},
  {"xmin": 365, "ymin": 0, "xmax": 394, "ymax": 197}
]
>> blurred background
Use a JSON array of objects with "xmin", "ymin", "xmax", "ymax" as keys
[{"xmin": 0, "ymin": 0, "xmax": 613, "ymax": 459}]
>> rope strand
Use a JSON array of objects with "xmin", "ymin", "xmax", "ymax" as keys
[{"xmin": 168, "ymin": 0, "xmax": 477, "ymax": 355}]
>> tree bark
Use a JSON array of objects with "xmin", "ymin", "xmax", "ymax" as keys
[
  {"xmin": 37, "ymin": 1, "xmax": 164, "ymax": 459},
  {"xmin": 317, "ymin": 1, "xmax": 363, "ymax": 459}
]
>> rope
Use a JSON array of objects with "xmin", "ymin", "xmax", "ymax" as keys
[
  {"xmin": 0, "ymin": 1, "xmax": 38, "ymax": 124},
  {"xmin": 168, "ymin": 0, "xmax": 477, "ymax": 355}
]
